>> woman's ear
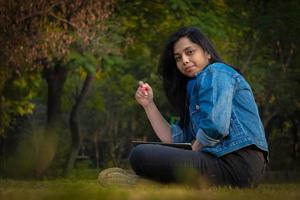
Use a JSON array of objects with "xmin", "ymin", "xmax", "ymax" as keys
[{"xmin": 206, "ymin": 52, "xmax": 212, "ymax": 60}]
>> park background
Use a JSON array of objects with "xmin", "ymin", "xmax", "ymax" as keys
[{"xmin": 0, "ymin": 0, "xmax": 299, "ymax": 198}]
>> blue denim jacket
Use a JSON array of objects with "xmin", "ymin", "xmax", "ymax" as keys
[{"xmin": 171, "ymin": 62, "xmax": 269, "ymax": 157}]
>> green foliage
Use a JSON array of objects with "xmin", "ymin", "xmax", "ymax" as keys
[
  {"xmin": 0, "ymin": 74, "xmax": 40, "ymax": 136},
  {"xmin": 67, "ymin": 51, "xmax": 98, "ymax": 75},
  {"xmin": 1, "ymin": 0, "xmax": 299, "ymax": 174}
]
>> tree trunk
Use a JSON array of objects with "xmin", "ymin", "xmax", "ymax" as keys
[
  {"xmin": 94, "ymin": 131, "xmax": 100, "ymax": 168},
  {"xmin": 291, "ymin": 114, "xmax": 299, "ymax": 163},
  {"xmin": 43, "ymin": 65, "xmax": 68, "ymax": 129},
  {"xmin": 35, "ymin": 64, "xmax": 68, "ymax": 177},
  {"xmin": 64, "ymin": 73, "xmax": 94, "ymax": 175}
]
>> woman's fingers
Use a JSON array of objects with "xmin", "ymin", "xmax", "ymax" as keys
[
  {"xmin": 138, "ymin": 81, "xmax": 144, "ymax": 86},
  {"xmin": 135, "ymin": 90, "xmax": 142, "ymax": 97},
  {"xmin": 137, "ymin": 81, "xmax": 149, "ymax": 96},
  {"xmin": 136, "ymin": 90, "xmax": 148, "ymax": 98},
  {"xmin": 135, "ymin": 81, "xmax": 153, "ymax": 107}
]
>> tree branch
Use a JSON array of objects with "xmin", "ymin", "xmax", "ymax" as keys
[
  {"xmin": 284, "ymin": 43, "xmax": 295, "ymax": 70},
  {"xmin": 242, "ymin": 37, "xmax": 258, "ymax": 72},
  {"xmin": 18, "ymin": 0, "xmax": 68, "ymax": 22},
  {"xmin": 49, "ymin": 12, "xmax": 81, "ymax": 31}
]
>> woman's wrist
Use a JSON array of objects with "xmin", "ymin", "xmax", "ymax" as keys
[
  {"xmin": 192, "ymin": 140, "xmax": 203, "ymax": 151},
  {"xmin": 143, "ymin": 101, "xmax": 155, "ymax": 110}
]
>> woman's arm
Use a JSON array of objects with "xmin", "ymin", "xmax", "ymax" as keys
[
  {"xmin": 143, "ymin": 102, "xmax": 172, "ymax": 143},
  {"xmin": 195, "ymin": 65, "xmax": 236, "ymax": 146},
  {"xmin": 135, "ymin": 81, "xmax": 172, "ymax": 143}
]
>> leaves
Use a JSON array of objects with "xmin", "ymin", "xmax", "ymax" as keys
[{"xmin": 1, "ymin": 0, "xmax": 299, "ymax": 171}]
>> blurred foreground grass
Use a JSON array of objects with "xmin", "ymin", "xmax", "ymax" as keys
[{"xmin": 0, "ymin": 169, "xmax": 299, "ymax": 200}]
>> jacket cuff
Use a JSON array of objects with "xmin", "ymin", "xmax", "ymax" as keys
[
  {"xmin": 196, "ymin": 128, "xmax": 220, "ymax": 147},
  {"xmin": 171, "ymin": 124, "xmax": 184, "ymax": 143}
]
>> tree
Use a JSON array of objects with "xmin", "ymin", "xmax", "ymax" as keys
[
  {"xmin": 225, "ymin": 0, "xmax": 300, "ymax": 168},
  {"xmin": 0, "ymin": 0, "xmax": 116, "ymax": 176},
  {"xmin": 74, "ymin": 0, "xmax": 241, "ymax": 167}
]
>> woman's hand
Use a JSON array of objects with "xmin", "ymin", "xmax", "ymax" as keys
[
  {"xmin": 192, "ymin": 140, "xmax": 203, "ymax": 151},
  {"xmin": 135, "ymin": 81, "xmax": 154, "ymax": 108}
]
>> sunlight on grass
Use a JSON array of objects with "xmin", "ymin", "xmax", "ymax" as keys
[{"xmin": 0, "ymin": 179, "xmax": 299, "ymax": 200}]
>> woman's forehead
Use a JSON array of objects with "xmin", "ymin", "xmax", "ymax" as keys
[{"xmin": 173, "ymin": 37, "xmax": 200, "ymax": 54}]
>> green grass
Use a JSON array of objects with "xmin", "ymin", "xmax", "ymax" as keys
[{"xmin": 0, "ymin": 178, "xmax": 299, "ymax": 200}]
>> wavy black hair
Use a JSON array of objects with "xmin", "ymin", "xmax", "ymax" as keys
[{"xmin": 158, "ymin": 27, "xmax": 223, "ymax": 127}]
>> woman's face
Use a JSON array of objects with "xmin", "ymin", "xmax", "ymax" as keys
[{"xmin": 173, "ymin": 37, "xmax": 211, "ymax": 77}]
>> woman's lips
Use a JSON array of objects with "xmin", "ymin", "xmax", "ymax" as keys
[{"xmin": 184, "ymin": 66, "xmax": 195, "ymax": 72}]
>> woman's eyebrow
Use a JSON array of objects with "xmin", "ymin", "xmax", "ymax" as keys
[{"xmin": 174, "ymin": 46, "xmax": 193, "ymax": 55}]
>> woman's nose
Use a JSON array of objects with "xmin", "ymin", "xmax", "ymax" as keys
[{"xmin": 182, "ymin": 54, "xmax": 189, "ymax": 64}]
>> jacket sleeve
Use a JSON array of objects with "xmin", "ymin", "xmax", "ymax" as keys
[
  {"xmin": 195, "ymin": 68, "xmax": 236, "ymax": 147},
  {"xmin": 170, "ymin": 121, "xmax": 185, "ymax": 143}
]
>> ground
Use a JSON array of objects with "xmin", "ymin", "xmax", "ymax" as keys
[
  {"xmin": 0, "ymin": 178, "xmax": 299, "ymax": 200},
  {"xmin": 1, "ymin": 169, "xmax": 299, "ymax": 200}
]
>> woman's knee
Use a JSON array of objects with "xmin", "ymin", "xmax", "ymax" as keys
[{"xmin": 128, "ymin": 144, "xmax": 148, "ymax": 166}]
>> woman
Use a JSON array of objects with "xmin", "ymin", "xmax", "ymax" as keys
[{"xmin": 129, "ymin": 27, "xmax": 268, "ymax": 187}]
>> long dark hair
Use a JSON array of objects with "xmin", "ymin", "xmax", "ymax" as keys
[{"xmin": 158, "ymin": 27, "xmax": 223, "ymax": 127}]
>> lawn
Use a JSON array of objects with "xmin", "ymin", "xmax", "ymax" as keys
[{"xmin": 0, "ymin": 178, "xmax": 299, "ymax": 200}]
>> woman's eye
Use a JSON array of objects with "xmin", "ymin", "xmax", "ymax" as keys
[
  {"xmin": 175, "ymin": 57, "xmax": 181, "ymax": 62},
  {"xmin": 186, "ymin": 50, "xmax": 194, "ymax": 55}
]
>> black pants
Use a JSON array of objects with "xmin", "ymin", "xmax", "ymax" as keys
[{"xmin": 129, "ymin": 144, "xmax": 266, "ymax": 187}]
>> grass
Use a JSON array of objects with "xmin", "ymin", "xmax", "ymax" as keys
[{"xmin": 0, "ymin": 170, "xmax": 299, "ymax": 200}]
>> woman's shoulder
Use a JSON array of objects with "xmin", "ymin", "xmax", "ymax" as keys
[
  {"xmin": 196, "ymin": 62, "xmax": 239, "ymax": 77},
  {"xmin": 208, "ymin": 62, "xmax": 238, "ymax": 74},
  {"xmin": 195, "ymin": 62, "xmax": 242, "ymax": 84}
]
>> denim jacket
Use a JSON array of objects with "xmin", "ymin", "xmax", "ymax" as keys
[{"xmin": 171, "ymin": 62, "xmax": 269, "ymax": 157}]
